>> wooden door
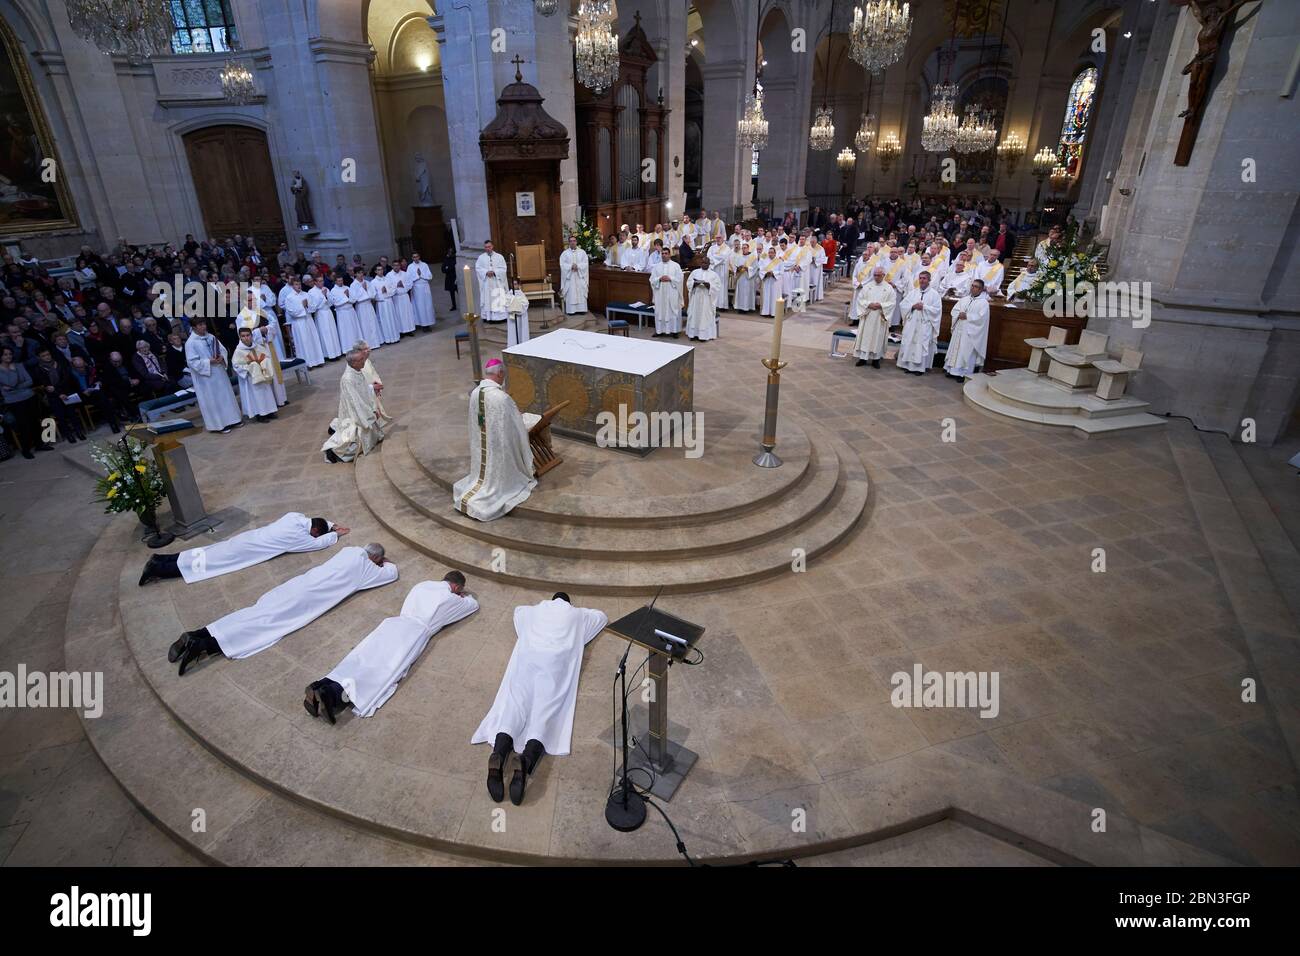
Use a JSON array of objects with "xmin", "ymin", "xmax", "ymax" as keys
[{"xmin": 183, "ymin": 125, "xmax": 286, "ymax": 251}]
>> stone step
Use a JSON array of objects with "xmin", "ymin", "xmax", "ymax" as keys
[
  {"xmin": 963, "ymin": 374, "xmax": 1167, "ymax": 437},
  {"xmin": 356, "ymin": 437, "xmax": 870, "ymax": 595},
  {"xmin": 987, "ymin": 371, "xmax": 1155, "ymax": 420},
  {"xmin": 380, "ymin": 429, "xmax": 843, "ymax": 560}
]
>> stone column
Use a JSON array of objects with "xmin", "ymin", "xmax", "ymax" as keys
[
  {"xmin": 649, "ymin": 2, "xmax": 688, "ymax": 216},
  {"xmin": 700, "ymin": 59, "xmax": 754, "ymax": 215}
]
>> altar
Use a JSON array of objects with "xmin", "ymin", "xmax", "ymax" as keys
[{"xmin": 503, "ymin": 329, "xmax": 694, "ymax": 451}]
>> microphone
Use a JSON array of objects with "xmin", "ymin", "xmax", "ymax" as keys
[{"xmin": 655, "ymin": 629, "xmax": 688, "ymax": 647}]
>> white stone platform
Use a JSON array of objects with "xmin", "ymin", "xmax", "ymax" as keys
[{"xmin": 963, "ymin": 367, "xmax": 1168, "ymax": 437}]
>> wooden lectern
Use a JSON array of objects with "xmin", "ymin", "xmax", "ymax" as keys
[{"xmin": 528, "ymin": 400, "xmax": 569, "ymax": 478}]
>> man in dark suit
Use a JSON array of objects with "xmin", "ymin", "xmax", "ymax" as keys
[
  {"xmin": 101, "ymin": 350, "xmax": 141, "ymax": 422},
  {"xmin": 30, "ymin": 346, "xmax": 86, "ymax": 442}
]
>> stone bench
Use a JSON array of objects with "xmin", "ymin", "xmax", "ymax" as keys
[
  {"xmin": 1046, "ymin": 330, "xmax": 1109, "ymax": 391},
  {"xmin": 1023, "ymin": 325, "xmax": 1068, "ymax": 375},
  {"xmin": 1093, "ymin": 348, "xmax": 1144, "ymax": 400}
]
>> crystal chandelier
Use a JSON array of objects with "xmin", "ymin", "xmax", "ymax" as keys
[
  {"xmin": 997, "ymin": 131, "xmax": 1025, "ymax": 173},
  {"xmin": 66, "ymin": 0, "xmax": 174, "ymax": 59},
  {"xmin": 1050, "ymin": 164, "xmax": 1071, "ymax": 192},
  {"xmin": 836, "ymin": 147, "xmax": 857, "ymax": 173},
  {"xmin": 1032, "ymin": 147, "xmax": 1059, "ymax": 180},
  {"xmin": 738, "ymin": 88, "xmax": 769, "ymax": 151},
  {"xmin": 810, "ymin": 106, "xmax": 835, "ymax": 152},
  {"xmin": 575, "ymin": 1, "xmax": 619, "ymax": 95},
  {"xmin": 954, "ymin": 104, "xmax": 995, "ymax": 153},
  {"xmin": 877, "ymin": 130, "xmax": 900, "ymax": 172},
  {"xmin": 849, "ymin": 2, "xmax": 912, "ymax": 73},
  {"xmin": 854, "ymin": 112, "xmax": 876, "ymax": 152},
  {"xmin": 921, "ymin": 82, "xmax": 958, "ymax": 152},
  {"xmin": 534, "ymin": 0, "xmax": 560, "ymax": 15},
  {"xmin": 220, "ymin": 57, "xmax": 256, "ymax": 105}
]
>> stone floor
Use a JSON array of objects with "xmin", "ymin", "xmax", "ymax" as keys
[{"xmin": 3, "ymin": 283, "xmax": 1299, "ymax": 865}]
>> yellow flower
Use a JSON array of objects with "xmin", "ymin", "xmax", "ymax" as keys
[
  {"xmin": 135, "ymin": 464, "xmax": 147, "ymax": 474},
  {"xmin": 108, "ymin": 472, "xmax": 119, "ymax": 481},
  {"xmin": 106, "ymin": 488, "xmax": 117, "ymax": 498},
  {"xmin": 1049, "ymin": 259, "xmax": 1059, "ymax": 268}
]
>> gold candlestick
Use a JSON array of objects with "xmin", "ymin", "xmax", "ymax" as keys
[
  {"xmin": 465, "ymin": 308, "xmax": 483, "ymax": 382},
  {"xmin": 754, "ymin": 356, "xmax": 788, "ymax": 468}
]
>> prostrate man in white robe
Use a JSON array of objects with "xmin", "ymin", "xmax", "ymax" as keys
[
  {"xmin": 476, "ymin": 240, "xmax": 510, "ymax": 323},
  {"xmin": 305, "ymin": 570, "xmax": 478, "ymax": 723},
  {"xmin": 138, "ymin": 512, "xmax": 346, "ymax": 586},
  {"xmin": 648, "ymin": 247, "xmax": 684, "ymax": 338},
  {"xmin": 685, "ymin": 265, "xmax": 719, "ymax": 342},
  {"xmin": 944, "ymin": 279, "xmax": 991, "ymax": 381},
  {"xmin": 559, "ymin": 236, "xmax": 589, "ymax": 315},
  {"xmin": 323, "ymin": 346, "xmax": 387, "ymax": 463},
  {"xmin": 308, "ymin": 276, "xmax": 343, "ymax": 360},
  {"xmin": 1004, "ymin": 259, "xmax": 1040, "ymax": 299},
  {"xmin": 285, "ymin": 278, "xmax": 325, "ymax": 368},
  {"xmin": 184, "ymin": 317, "xmax": 242, "ymax": 434},
  {"xmin": 896, "ymin": 270, "xmax": 943, "ymax": 375},
  {"xmin": 732, "ymin": 241, "xmax": 759, "ymax": 312},
  {"xmin": 168, "ymin": 542, "xmax": 398, "ymax": 676},
  {"xmin": 706, "ymin": 236, "xmax": 731, "ymax": 311},
  {"xmin": 852, "ymin": 266, "xmax": 897, "ymax": 369},
  {"xmin": 472, "ymin": 592, "xmax": 608, "ymax": 805},
  {"xmin": 452, "ymin": 358, "xmax": 537, "ymax": 522},
  {"xmin": 232, "ymin": 326, "xmax": 279, "ymax": 423},
  {"xmin": 407, "ymin": 252, "xmax": 436, "ymax": 329},
  {"xmin": 505, "ymin": 283, "xmax": 530, "ymax": 347}
]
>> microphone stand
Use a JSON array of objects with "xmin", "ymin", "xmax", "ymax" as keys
[{"xmin": 605, "ymin": 639, "xmax": 647, "ymax": 832}]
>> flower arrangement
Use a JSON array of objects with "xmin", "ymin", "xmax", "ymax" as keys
[
  {"xmin": 1024, "ymin": 221, "xmax": 1102, "ymax": 302},
  {"xmin": 563, "ymin": 215, "xmax": 605, "ymax": 263},
  {"xmin": 91, "ymin": 435, "xmax": 167, "ymax": 522}
]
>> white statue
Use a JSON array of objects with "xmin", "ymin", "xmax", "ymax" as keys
[{"xmin": 414, "ymin": 153, "xmax": 433, "ymax": 207}]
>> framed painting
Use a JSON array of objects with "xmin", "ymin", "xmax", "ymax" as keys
[{"xmin": 0, "ymin": 17, "xmax": 77, "ymax": 237}]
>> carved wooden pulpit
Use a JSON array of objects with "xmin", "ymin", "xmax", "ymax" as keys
[{"xmin": 528, "ymin": 401, "xmax": 570, "ymax": 479}]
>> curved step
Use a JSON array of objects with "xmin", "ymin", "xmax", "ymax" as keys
[{"xmin": 379, "ymin": 429, "xmax": 842, "ymax": 560}]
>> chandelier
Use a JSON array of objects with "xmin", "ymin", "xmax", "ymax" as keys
[
  {"xmin": 1050, "ymin": 164, "xmax": 1071, "ymax": 192},
  {"xmin": 849, "ymin": 2, "xmax": 913, "ymax": 73},
  {"xmin": 836, "ymin": 147, "xmax": 857, "ymax": 173},
  {"xmin": 66, "ymin": 0, "xmax": 174, "ymax": 59},
  {"xmin": 954, "ymin": 104, "xmax": 995, "ymax": 153},
  {"xmin": 220, "ymin": 58, "xmax": 256, "ymax": 104},
  {"xmin": 810, "ymin": 106, "xmax": 835, "ymax": 151},
  {"xmin": 854, "ymin": 112, "xmax": 876, "ymax": 152},
  {"xmin": 877, "ymin": 130, "xmax": 900, "ymax": 172},
  {"xmin": 1032, "ymin": 147, "xmax": 1059, "ymax": 179},
  {"xmin": 997, "ymin": 131, "xmax": 1025, "ymax": 173},
  {"xmin": 575, "ymin": 1, "xmax": 619, "ymax": 95},
  {"xmin": 534, "ymin": 0, "xmax": 560, "ymax": 15},
  {"xmin": 921, "ymin": 82, "xmax": 958, "ymax": 152},
  {"xmin": 738, "ymin": 89, "xmax": 769, "ymax": 151}
]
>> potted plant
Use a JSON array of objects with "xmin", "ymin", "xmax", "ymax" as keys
[
  {"xmin": 563, "ymin": 215, "xmax": 605, "ymax": 264},
  {"xmin": 91, "ymin": 435, "xmax": 174, "ymax": 548},
  {"xmin": 1024, "ymin": 220, "xmax": 1102, "ymax": 305}
]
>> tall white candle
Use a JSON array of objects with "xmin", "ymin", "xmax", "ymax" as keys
[
  {"xmin": 771, "ymin": 297, "xmax": 785, "ymax": 364},
  {"xmin": 463, "ymin": 264, "xmax": 475, "ymax": 314}
]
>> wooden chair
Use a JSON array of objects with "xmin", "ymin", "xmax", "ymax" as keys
[
  {"xmin": 514, "ymin": 243, "xmax": 556, "ymax": 313},
  {"xmin": 528, "ymin": 400, "xmax": 570, "ymax": 478}
]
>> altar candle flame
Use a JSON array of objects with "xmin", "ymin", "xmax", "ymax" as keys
[{"xmin": 771, "ymin": 297, "xmax": 785, "ymax": 364}]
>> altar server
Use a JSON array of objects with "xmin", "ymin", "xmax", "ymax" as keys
[
  {"xmin": 896, "ymin": 270, "xmax": 943, "ymax": 375},
  {"xmin": 852, "ymin": 266, "xmax": 896, "ymax": 369},
  {"xmin": 648, "ymin": 247, "xmax": 684, "ymax": 337},
  {"xmin": 452, "ymin": 359, "xmax": 537, "ymax": 522},
  {"xmin": 476, "ymin": 241, "xmax": 510, "ymax": 323},
  {"xmin": 184, "ymin": 317, "xmax": 242, "ymax": 433},
  {"xmin": 559, "ymin": 237, "xmax": 589, "ymax": 315},
  {"xmin": 138, "ymin": 512, "xmax": 344, "ymax": 586},
  {"xmin": 284, "ymin": 279, "xmax": 325, "ymax": 367},
  {"xmin": 732, "ymin": 241, "xmax": 759, "ymax": 312},
  {"xmin": 305, "ymin": 572, "xmax": 478, "ymax": 722},
  {"xmin": 350, "ymin": 269, "xmax": 383, "ymax": 346},
  {"xmin": 944, "ymin": 279, "xmax": 991, "ymax": 381},
  {"xmin": 328, "ymin": 275, "xmax": 361, "ymax": 354},
  {"xmin": 759, "ymin": 247, "xmax": 783, "ymax": 317},
  {"xmin": 371, "ymin": 266, "xmax": 401, "ymax": 344},
  {"xmin": 472, "ymin": 593, "xmax": 608, "ymax": 805},
  {"xmin": 686, "ymin": 265, "xmax": 719, "ymax": 341},
  {"xmin": 323, "ymin": 347, "xmax": 387, "ymax": 463},
  {"xmin": 248, "ymin": 279, "xmax": 286, "ymax": 358},
  {"xmin": 706, "ymin": 236, "xmax": 731, "ymax": 311},
  {"xmin": 307, "ymin": 276, "xmax": 343, "ymax": 360},
  {"xmin": 168, "ymin": 544, "xmax": 398, "ymax": 675},
  {"xmin": 389, "ymin": 262, "xmax": 417, "ymax": 335},
  {"xmin": 232, "ymin": 326, "xmax": 278, "ymax": 422},
  {"xmin": 407, "ymin": 252, "xmax": 436, "ymax": 329},
  {"xmin": 505, "ymin": 283, "xmax": 531, "ymax": 347}
]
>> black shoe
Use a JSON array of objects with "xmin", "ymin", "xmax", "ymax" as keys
[
  {"xmin": 318, "ymin": 685, "xmax": 338, "ymax": 725},
  {"xmin": 177, "ymin": 635, "xmax": 206, "ymax": 676},
  {"xmin": 138, "ymin": 556, "xmax": 162, "ymax": 587},
  {"xmin": 487, "ymin": 751, "xmax": 506, "ymax": 803},
  {"xmin": 21, "ymin": 448, "xmax": 34, "ymax": 459},
  {"xmin": 872, "ymin": 359, "xmax": 881, "ymax": 369},
  {"xmin": 508, "ymin": 754, "xmax": 527, "ymax": 806},
  {"xmin": 855, "ymin": 359, "xmax": 867, "ymax": 367},
  {"xmin": 324, "ymin": 449, "xmax": 342, "ymax": 464},
  {"xmin": 303, "ymin": 683, "xmax": 320, "ymax": 719},
  {"xmin": 167, "ymin": 630, "xmax": 194, "ymax": 663}
]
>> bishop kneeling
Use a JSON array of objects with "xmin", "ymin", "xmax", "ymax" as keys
[{"xmin": 453, "ymin": 359, "xmax": 538, "ymax": 522}]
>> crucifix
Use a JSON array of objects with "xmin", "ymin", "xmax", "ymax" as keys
[
  {"xmin": 510, "ymin": 54, "xmax": 526, "ymax": 83},
  {"xmin": 1171, "ymin": 0, "xmax": 1255, "ymax": 166}
]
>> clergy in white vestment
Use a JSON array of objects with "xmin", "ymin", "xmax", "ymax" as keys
[
  {"xmin": 305, "ymin": 572, "xmax": 478, "ymax": 722},
  {"xmin": 476, "ymin": 242, "xmax": 510, "ymax": 322},
  {"xmin": 621, "ymin": 236, "xmax": 649, "ymax": 273},
  {"xmin": 184, "ymin": 318, "xmax": 242, "ymax": 433},
  {"xmin": 706, "ymin": 237, "xmax": 731, "ymax": 311},
  {"xmin": 759, "ymin": 248, "xmax": 783, "ymax": 317},
  {"xmin": 975, "ymin": 251, "xmax": 1005, "ymax": 296},
  {"xmin": 852, "ymin": 267, "xmax": 897, "ymax": 368},
  {"xmin": 307, "ymin": 277, "xmax": 343, "ymax": 359},
  {"xmin": 559, "ymin": 237, "xmax": 589, "ymax": 314},
  {"xmin": 407, "ymin": 253, "xmax": 436, "ymax": 328},
  {"xmin": 648, "ymin": 249, "xmax": 684, "ymax": 336},
  {"xmin": 284, "ymin": 280, "xmax": 326, "ymax": 367},
  {"xmin": 138, "ymin": 512, "xmax": 343, "ymax": 586},
  {"xmin": 732, "ymin": 243, "xmax": 759, "ymax": 312},
  {"xmin": 1005, "ymin": 260, "xmax": 1040, "ymax": 299},
  {"xmin": 250, "ymin": 321, "xmax": 287, "ymax": 407},
  {"xmin": 249, "ymin": 280, "xmax": 286, "ymax": 359},
  {"xmin": 881, "ymin": 250, "xmax": 910, "ymax": 326},
  {"xmin": 168, "ymin": 543, "xmax": 398, "ymax": 675},
  {"xmin": 942, "ymin": 259, "xmax": 974, "ymax": 298},
  {"xmin": 370, "ymin": 267, "xmax": 402, "ymax": 343},
  {"xmin": 323, "ymin": 347, "xmax": 387, "ymax": 463},
  {"xmin": 812, "ymin": 238, "xmax": 828, "ymax": 302},
  {"xmin": 603, "ymin": 235, "xmax": 621, "ymax": 267},
  {"xmin": 471, "ymin": 593, "xmax": 609, "ymax": 805},
  {"xmin": 390, "ymin": 264, "xmax": 417, "ymax": 335},
  {"xmin": 232, "ymin": 327, "xmax": 279, "ymax": 421},
  {"xmin": 896, "ymin": 271, "xmax": 944, "ymax": 375},
  {"xmin": 453, "ymin": 359, "xmax": 538, "ymax": 522},
  {"xmin": 505, "ymin": 285, "xmax": 531, "ymax": 347},
  {"xmin": 351, "ymin": 341, "xmax": 393, "ymax": 425},
  {"xmin": 350, "ymin": 270, "xmax": 383, "ymax": 347},
  {"xmin": 1034, "ymin": 227, "xmax": 1062, "ymax": 266},
  {"xmin": 944, "ymin": 280, "xmax": 991, "ymax": 380},
  {"xmin": 686, "ymin": 267, "xmax": 719, "ymax": 342},
  {"xmin": 329, "ymin": 275, "xmax": 362, "ymax": 349}
]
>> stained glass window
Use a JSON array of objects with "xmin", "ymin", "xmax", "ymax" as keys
[
  {"xmin": 1058, "ymin": 66, "xmax": 1098, "ymax": 177},
  {"xmin": 170, "ymin": 0, "xmax": 238, "ymax": 55}
]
